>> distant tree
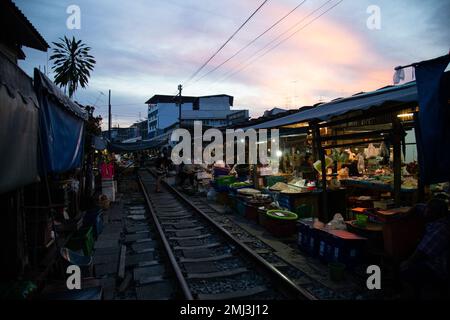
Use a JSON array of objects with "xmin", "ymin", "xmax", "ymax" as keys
[{"xmin": 50, "ymin": 36, "xmax": 96, "ymax": 98}]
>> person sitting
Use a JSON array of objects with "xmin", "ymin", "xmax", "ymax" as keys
[{"xmin": 401, "ymin": 198, "xmax": 450, "ymax": 298}]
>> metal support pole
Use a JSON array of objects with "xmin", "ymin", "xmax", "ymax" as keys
[
  {"xmin": 392, "ymin": 118, "xmax": 403, "ymax": 206},
  {"xmin": 314, "ymin": 125, "xmax": 328, "ymax": 221},
  {"xmin": 413, "ymin": 113, "xmax": 425, "ymax": 202},
  {"xmin": 177, "ymin": 84, "xmax": 183, "ymax": 127}
]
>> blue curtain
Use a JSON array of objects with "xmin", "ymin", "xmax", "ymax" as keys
[{"xmin": 415, "ymin": 55, "xmax": 450, "ymax": 185}]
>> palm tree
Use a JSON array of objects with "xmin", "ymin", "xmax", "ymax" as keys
[{"xmin": 49, "ymin": 36, "xmax": 96, "ymax": 98}]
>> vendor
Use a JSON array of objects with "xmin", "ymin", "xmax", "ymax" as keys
[
  {"xmin": 178, "ymin": 163, "xmax": 196, "ymax": 187},
  {"xmin": 301, "ymin": 154, "xmax": 313, "ymax": 168},
  {"xmin": 401, "ymin": 198, "xmax": 450, "ymax": 298},
  {"xmin": 299, "ymin": 153, "xmax": 315, "ymax": 180}
]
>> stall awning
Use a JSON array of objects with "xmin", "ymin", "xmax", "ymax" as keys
[
  {"xmin": 34, "ymin": 69, "xmax": 87, "ymax": 174},
  {"xmin": 243, "ymin": 82, "xmax": 418, "ymax": 130},
  {"xmin": 0, "ymin": 52, "xmax": 40, "ymax": 194},
  {"xmin": 108, "ymin": 139, "xmax": 165, "ymax": 153}
]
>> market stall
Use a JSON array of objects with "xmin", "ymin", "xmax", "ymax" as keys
[{"xmin": 235, "ymin": 56, "xmax": 450, "ymax": 271}]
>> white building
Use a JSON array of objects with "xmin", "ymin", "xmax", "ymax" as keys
[{"xmin": 145, "ymin": 94, "xmax": 249, "ymax": 138}]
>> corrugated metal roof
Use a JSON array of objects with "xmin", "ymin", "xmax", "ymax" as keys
[
  {"xmin": 0, "ymin": 0, "xmax": 49, "ymax": 51},
  {"xmin": 243, "ymin": 81, "xmax": 418, "ymax": 130}
]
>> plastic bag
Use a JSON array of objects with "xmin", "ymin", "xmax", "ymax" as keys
[
  {"xmin": 313, "ymin": 156, "xmax": 333, "ymax": 173},
  {"xmin": 357, "ymin": 153, "xmax": 365, "ymax": 174},
  {"xmin": 326, "ymin": 213, "xmax": 346, "ymax": 230},
  {"xmin": 364, "ymin": 143, "xmax": 379, "ymax": 159}
]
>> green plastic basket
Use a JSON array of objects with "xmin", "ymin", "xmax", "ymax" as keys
[
  {"xmin": 355, "ymin": 213, "xmax": 368, "ymax": 228},
  {"xmin": 67, "ymin": 226, "xmax": 95, "ymax": 256},
  {"xmin": 266, "ymin": 210, "xmax": 298, "ymax": 221}
]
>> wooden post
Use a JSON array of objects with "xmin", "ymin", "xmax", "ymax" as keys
[
  {"xmin": 393, "ymin": 118, "xmax": 402, "ymax": 206},
  {"xmin": 108, "ymin": 90, "xmax": 112, "ymax": 140},
  {"xmin": 313, "ymin": 124, "xmax": 328, "ymax": 221}
]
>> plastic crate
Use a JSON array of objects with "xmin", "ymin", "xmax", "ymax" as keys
[
  {"xmin": 67, "ymin": 227, "xmax": 95, "ymax": 256},
  {"xmin": 213, "ymin": 167, "xmax": 231, "ymax": 177},
  {"xmin": 82, "ymin": 208, "xmax": 103, "ymax": 239},
  {"xmin": 317, "ymin": 229, "xmax": 367, "ymax": 267},
  {"xmin": 301, "ymin": 225, "xmax": 320, "ymax": 257},
  {"xmin": 297, "ymin": 219, "xmax": 314, "ymax": 252},
  {"xmin": 216, "ymin": 175, "xmax": 236, "ymax": 187},
  {"xmin": 317, "ymin": 230, "xmax": 334, "ymax": 263},
  {"xmin": 211, "ymin": 181, "xmax": 229, "ymax": 192}
]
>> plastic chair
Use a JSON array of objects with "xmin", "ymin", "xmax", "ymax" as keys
[{"xmin": 295, "ymin": 204, "xmax": 313, "ymax": 219}]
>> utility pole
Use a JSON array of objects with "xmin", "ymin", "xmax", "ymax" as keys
[
  {"xmin": 177, "ymin": 84, "xmax": 183, "ymax": 127},
  {"xmin": 108, "ymin": 89, "xmax": 112, "ymax": 140}
]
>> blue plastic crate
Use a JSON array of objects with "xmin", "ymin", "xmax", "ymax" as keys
[
  {"xmin": 317, "ymin": 230, "xmax": 333, "ymax": 263},
  {"xmin": 327, "ymin": 235, "xmax": 366, "ymax": 267},
  {"xmin": 297, "ymin": 220, "xmax": 313, "ymax": 252},
  {"xmin": 315, "ymin": 229, "xmax": 367, "ymax": 267},
  {"xmin": 211, "ymin": 181, "xmax": 229, "ymax": 192}
]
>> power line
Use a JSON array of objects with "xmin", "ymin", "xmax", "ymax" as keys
[
  {"xmin": 212, "ymin": 0, "xmax": 343, "ymax": 87},
  {"xmin": 192, "ymin": 0, "xmax": 307, "ymax": 84},
  {"xmin": 214, "ymin": 0, "xmax": 337, "ymax": 85},
  {"xmin": 183, "ymin": 0, "xmax": 270, "ymax": 86}
]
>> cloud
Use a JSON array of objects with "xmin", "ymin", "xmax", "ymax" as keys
[{"xmin": 16, "ymin": 0, "xmax": 450, "ymax": 123}]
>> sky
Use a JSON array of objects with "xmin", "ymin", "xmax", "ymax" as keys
[{"xmin": 15, "ymin": 0, "xmax": 450, "ymax": 128}]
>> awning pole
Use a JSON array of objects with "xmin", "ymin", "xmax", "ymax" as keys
[
  {"xmin": 392, "ymin": 118, "xmax": 403, "ymax": 206},
  {"xmin": 313, "ymin": 124, "xmax": 328, "ymax": 221}
]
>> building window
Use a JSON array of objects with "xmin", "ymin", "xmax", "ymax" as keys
[{"xmin": 193, "ymin": 100, "xmax": 199, "ymax": 110}]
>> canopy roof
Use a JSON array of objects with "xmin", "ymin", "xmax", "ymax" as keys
[
  {"xmin": 108, "ymin": 139, "xmax": 165, "ymax": 153},
  {"xmin": 243, "ymin": 81, "xmax": 418, "ymax": 130},
  {"xmin": 0, "ymin": 0, "xmax": 49, "ymax": 51}
]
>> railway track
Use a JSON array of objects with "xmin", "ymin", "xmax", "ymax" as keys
[
  {"xmin": 137, "ymin": 169, "xmax": 316, "ymax": 300},
  {"xmin": 115, "ymin": 175, "xmax": 184, "ymax": 299}
]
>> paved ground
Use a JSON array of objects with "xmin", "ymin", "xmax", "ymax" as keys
[{"xmin": 91, "ymin": 177, "xmax": 175, "ymax": 300}]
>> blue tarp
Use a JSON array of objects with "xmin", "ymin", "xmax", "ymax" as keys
[
  {"xmin": 415, "ymin": 55, "xmax": 450, "ymax": 185},
  {"xmin": 34, "ymin": 69, "xmax": 87, "ymax": 174}
]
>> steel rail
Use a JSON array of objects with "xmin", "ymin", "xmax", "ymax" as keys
[
  {"xmin": 137, "ymin": 173, "xmax": 194, "ymax": 300},
  {"xmin": 148, "ymin": 169, "xmax": 317, "ymax": 300}
]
